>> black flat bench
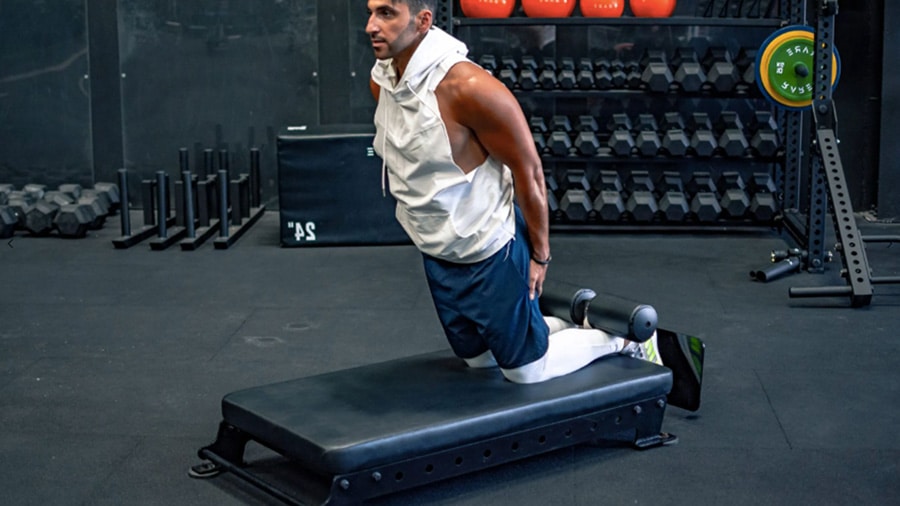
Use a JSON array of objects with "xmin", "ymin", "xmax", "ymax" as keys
[{"xmin": 195, "ymin": 350, "xmax": 674, "ymax": 505}]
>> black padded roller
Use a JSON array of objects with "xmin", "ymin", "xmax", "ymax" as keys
[{"xmin": 541, "ymin": 280, "xmax": 658, "ymax": 342}]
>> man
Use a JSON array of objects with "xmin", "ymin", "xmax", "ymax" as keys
[{"xmin": 366, "ymin": 0, "xmax": 659, "ymax": 383}]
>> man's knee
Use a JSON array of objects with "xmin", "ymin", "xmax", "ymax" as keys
[{"xmin": 500, "ymin": 355, "xmax": 547, "ymax": 384}]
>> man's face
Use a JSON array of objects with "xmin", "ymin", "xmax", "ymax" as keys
[{"xmin": 366, "ymin": 0, "xmax": 422, "ymax": 60}]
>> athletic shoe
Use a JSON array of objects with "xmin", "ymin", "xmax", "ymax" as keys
[{"xmin": 621, "ymin": 332, "xmax": 663, "ymax": 366}]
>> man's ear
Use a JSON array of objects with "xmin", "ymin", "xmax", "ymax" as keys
[{"xmin": 417, "ymin": 10, "xmax": 433, "ymax": 33}]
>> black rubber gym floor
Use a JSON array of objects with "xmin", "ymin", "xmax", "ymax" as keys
[{"xmin": 1, "ymin": 213, "xmax": 898, "ymax": 505}]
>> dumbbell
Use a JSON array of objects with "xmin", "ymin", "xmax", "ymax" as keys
[
  {"xmin": 0, "ymin": 205, "xmax": 17, "ymax": 238},
  {"xmin": 660, "ymin": 112, "xmax": 690, "ymax": 157},
  {"xmin": 658, "ymin": 193, "xmax": 689, "ymax": 222},
  {"xmin": 544, "ymin": 170, "xmax": 562, "ymax": 220},
  {"xmin": 478, "ymin": 54, "xmax": 498, "ymax": 73},
  {"xmin": 704, "ymin": 47, "xmax": 739, "ymax": 93},
  {"xmin": 608, "ymin": 58, "xmax": 628, "ymax": 88},
  {"xmin": 539, "ymin": 57, "xmax": 558, "ymax": 89},
  {"xmin": 640, "ymin": 49, "xmax": 674, "ymax": 93},
  {"xmin": 547, "ymin": 115, "xmax": 574, "ymax": 156},
  {"xmin": 625, "ymin": 65, "xmax": 643, "ymax": 90},
  {"xmin": 718, "ymin": 171, "xmax": 750, "ymax": 219},
  {"xmin": 594, "ymin": 191, "xmax": 626, "ymax": 222},
  {"xmin": 598, "ymin": 170, "xmax": 624, "ymax": 192},
  {"xmin": 608, "ymin": 130, "xmax": 636, "ymax": 157},
  {"xmin": 574, "ymin": 131, "xmax": 602, "ymax": 156},
  {"xmin": 748, "ymin": 111, "xmax": 781, "ymax": 158},
  {"xmin": 498, "ymin": 57, "xmax": 518, "ymax": 89},
  {"xmin": 25, "ymin": 200, "xmax": 61, "ymax": 235},
  {"xmin": 656, "ymin": 171, "xmax": 689, "ymax": 221},
  {"xmin": 686, "ymin": 171, "xmax": 719, "ymax": 195},
  {"xmin": 577, "ymin": 58, "xmax": 595, "ymax": 89},
  {"xmin": 661, "ymin": 129, "xmax": 690, "ymax": 157},
  {"xmin": 564, "ymin": 170, "xmax": 592, "ymax": 193},
  {"xmin": 625, "ymin": 170, "xmax": 655, "ymax": 193},
  {"xmin": 557, "ymin": 58, "xmax": 577, "ymax": 90},
  {"xmin": 626, "ymin": 191, "xmax": 659, "ymax": 222},
  {"xmin": 716, "ymin": 111, "xmax": 750, "ymax": 157},
  {"xmin": 608, "ymin": 113, "xmax": 633, "ymax": 132},
  {"xmin": 672, "ymin": 47, "xmax": 707, "ymax": 93},
  {"xmin": 530, "ymin": 116, "xmax": 549, "ymax": 154},
  {"xmin": 634, "ymin": 114, "xmax": 661, "ymax": 156},
  {"xmin": 735, "ymin": 48, "xmax": 757, "ymax": 87},
  {"xmin": 0, "ymin": 184, "xmax": 12, "ymax": 205},
  {"xmin": 748, "ymin": 172, "xmax": 780, "ymax": 221},
  {"xmin": 559, "ymin": 189, "xmax": 593, "ymax": 221},
  {"xmin": 688, "ymin": 113, "xmax": 717, "ymax": 157},
  {"xmin": 520, "ymin": 56, "xmax": 539, "ymax": 90},
  {"xmin": 625, "ymin": 172, "xmax": 659, "ymax": 221},
  {"xmin": 593, "ymin": 58, "xmax": 614, "ymax": 89},
  {"xmin": 690, "ymin": 192, "xmax": 722, "ymax": 222},
  {"xmin": 55, "ymin": 203, "xmax": 98, "ymax": 238}
]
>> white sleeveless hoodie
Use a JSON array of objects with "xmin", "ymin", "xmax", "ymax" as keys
[{"xmin": 371, "ymin": 27, "xmax": 515, "ymax": 264}]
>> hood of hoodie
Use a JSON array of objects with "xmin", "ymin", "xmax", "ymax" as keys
[{"xmin": 370, "ymin": 26, "xmax": 468, "ymax": 92}]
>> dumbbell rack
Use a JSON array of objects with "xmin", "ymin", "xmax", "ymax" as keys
[{"xmin": 446, "ymin": 1, "xmax": 793, "ymax": 232}]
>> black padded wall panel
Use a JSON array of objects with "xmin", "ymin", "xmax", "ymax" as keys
[{"xmin": 277, "ymin": 127, "xmax": 410, "ymax": 247}]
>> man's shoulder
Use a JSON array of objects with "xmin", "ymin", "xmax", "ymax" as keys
[{"xmin": 437, "ymin": 60, "xmax": 496, "ymax": 96}]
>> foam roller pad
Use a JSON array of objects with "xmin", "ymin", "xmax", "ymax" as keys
[{"xmin": 540, "ymin": 280, "xmax": 658, "ymax": 342}]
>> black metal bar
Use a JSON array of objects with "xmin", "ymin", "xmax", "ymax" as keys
[
  {"xmin": 239, "ymin": 176, "xmax": 250, "ymax": 219},
  {"xmin": 230, "ymin": 179, "xmax": 243, "ymax": 226},
  {"xmin": 156, "ymin": 171, "xmax": 168, "ymax": 238},
  {"xmin": 183, "ymin": 171, "xmax": 195, "ymax": 238},
  {"xmin": 218, "ymin": 170, "xmax": 229, "ymax": 238},
  {"xmin": 863, "ymin": 236, "xmax": 900, "ymax": 243},
  {"xmin": 141, "ymin": 179, "xmax": 156, "ymax": 227},
  {"xmin": 197, "ymin": 178, "xmax": 211, "ymax": 228},
  {"xmin": 203, "ymin": 148, "xmax": 214, "ymax": 179},
  {"xmin": 118, "ymin": 168, "xmax": 130, "ymax": 237}
]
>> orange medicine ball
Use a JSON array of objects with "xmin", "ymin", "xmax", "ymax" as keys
[
  {"xmin": 522, "ymin": 0, "xmax": 577, "ymax": 18},
  {"xmin": 629, "ymin": 0, "xmax": 676, "ymax": 17},
  {"xmin": 580, "ymin": 0, "xmax": 625, "ymax": 17},
  {"xmin": 459, "ymin": 0, "xmax": 516, "ymax": 18}
]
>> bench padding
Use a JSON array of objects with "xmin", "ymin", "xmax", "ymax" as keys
[{"xmin": 221, "ymin": 350, "xmax": 672, "ymax": 475}]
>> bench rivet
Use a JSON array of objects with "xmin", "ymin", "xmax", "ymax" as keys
[
  {"xmin": 633, "ymin": 405, "xmax": 643, "ymax": 415},
  {"xmin": 372, "ymin": 472, "xmax": 382, "ymax": 482},
  {"xmin": 340, "ymin": 479, "xmax": 351, "ymax": 490},
  {"xmin": 657, "ymin": 399, "xmax": 666, "ymax": 408}
]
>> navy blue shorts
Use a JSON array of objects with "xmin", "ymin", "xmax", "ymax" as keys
[{"xmin": 422, "ymin": 209, "xmax": 549, "ymax": 369}]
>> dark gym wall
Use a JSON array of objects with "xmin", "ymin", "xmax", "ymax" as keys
[
  {"xmin": 0, "ymin": 0, "xmax": 892, "ymax": 215},
  {"xmin": 117, "ymin": 0, "xmax": 320, "ymax": 207},
  {"xmin": 879, "ymin": 0, "xmax": 900, "ymax": 220},
  {"xmin": 0, "ymin": 0, "xmax": 93, "ymax": 189},
  {"xmin": 833, "ymin": 0, "xmax": 885, "ymax": 215}
]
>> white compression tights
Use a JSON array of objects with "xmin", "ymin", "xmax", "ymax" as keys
[{"xmin": 463, "ymin": 317, "xmax": 626, "ymax": 384}]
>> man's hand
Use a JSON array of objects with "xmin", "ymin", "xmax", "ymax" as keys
[{"xmin": 529, "ymin": 260, "xmax": 549, "ymax": 300}]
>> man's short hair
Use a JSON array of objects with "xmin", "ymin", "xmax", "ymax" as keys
[{"xmin": 403, "ymin": 0, "xmax": 438, "ymax": 15}]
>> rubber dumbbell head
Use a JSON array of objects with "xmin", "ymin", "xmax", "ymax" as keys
[
  {"xmin": 626, "ymin": 191, "xmax": 659, "ymax": 222},
  {"xmin": 594, "ymin": 191, "xmax": 626, "ymax": 221},
  {"xmin": 54, "ymin": 203, "xmax": 96, "ymax": 238},
  {"xmin": 25, "ymin": 200, "xmax": 60, "ymax": 235},
  {"xmin": 720, "ymin": 188, "xmax": 750, "ymax": 218},
  {"xmin": 0, "ymin": 206, "xmax": 18, "ymax": 238},
  {"xmin": 690, "ymin": 192, "xmax": 722, "ymax": 222},
  {"xmin": 659, "ymin": 191, "xmax": 689, "ymax": 221},
  {"xmin": 560, "ymin": 189, "xmax": 593, "ymax": 222},
  {"xmin": 608, "ymin": 130, "xmax": 636, "ymax": 157}
]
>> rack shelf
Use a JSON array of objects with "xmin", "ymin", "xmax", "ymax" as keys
[{"xmin": 453, "ymin": 16, "xmax": 787, "ymax": 28}]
